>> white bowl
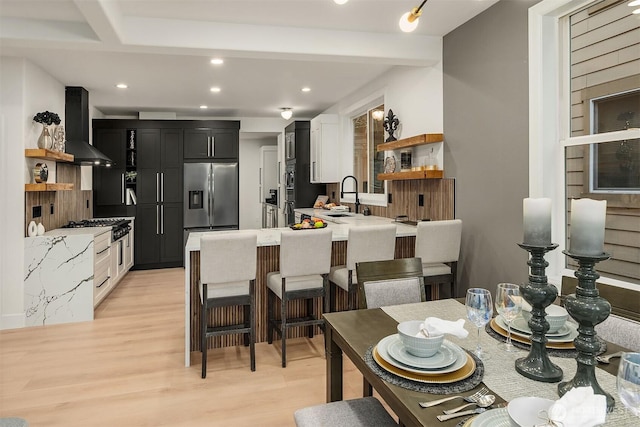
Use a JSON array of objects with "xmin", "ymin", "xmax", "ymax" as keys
[
  {"xmin": 508, "ymin": 396, "xmax": 555, "ymax": 426},
  {"xmin": 521, "ymin": 304, "xmax": 569, "ymax": 333},
  {"xmin": 397, "ymin": 320, "xmax": 444, "ymax": 358}
]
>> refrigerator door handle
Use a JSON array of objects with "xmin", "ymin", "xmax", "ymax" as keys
[
  {"xmin": 208, "ymin": 165, "xmax": 213, "ymax": 226},
  {"xmin": 210, "ymin": 165, "xmax": 215, "ymax": 224}
]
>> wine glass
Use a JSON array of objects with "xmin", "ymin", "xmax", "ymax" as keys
[
  {"xmin": 495, "ymin": 283, "xmax": 522, "ymax": 352},
  {"xmin": 617, "ymin": 352, "xmax": 640, "ymax": 417},
  {"xmin": 465, "ymin": 288, "xmax": 493, "ymax": 360}
]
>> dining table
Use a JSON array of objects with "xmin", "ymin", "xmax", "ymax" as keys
[{"xmin": 323, "ymin": 298, "xmax": 636, "ymax": 427}]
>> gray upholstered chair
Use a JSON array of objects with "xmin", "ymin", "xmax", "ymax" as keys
[
  {"xmin": 596, "ymin": 315, "xmax": 640, "ymax": 352},
  {"xmin": 415, "ymin": 219, "xmax": 462, "ymax": 299},
  {"xmin": 199, "ymin": 231, "xmax": 257, "ymax": 378},
  {"xmin": 328, "ymin": 224, "xmax": 397, "ymax": 311},
  {"xmin": 355, "ymin": 257, "xmax": 426, "ymax": 309},
  {"xmin": 267, "ymin": 228, "xmax": 332, "ymax": 367},
  {"xmin": 293, "ymin": 397, "xmax": 397, "ymax": 427}
]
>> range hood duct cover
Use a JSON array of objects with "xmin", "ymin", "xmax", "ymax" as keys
[{"xmin": 65, "ymin": 86, "xmax": 113, "ymax": 166}]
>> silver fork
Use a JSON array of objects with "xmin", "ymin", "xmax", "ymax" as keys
[
  {"xmin": 596, "ymin": 351, "xmax": 623, "ymax": 364},
  {"xmin": 418, "ymin": 387, "xmax": 488, "ymax": 408}
]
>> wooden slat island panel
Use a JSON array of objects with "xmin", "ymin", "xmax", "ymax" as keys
[{"xmin": 186, "ymin": 232, "xmax": 416, "ymax": 364}]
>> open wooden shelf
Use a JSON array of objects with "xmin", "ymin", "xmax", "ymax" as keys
[
  {"xmin": 376, "ymin": 133, "xmax": 443, "ymax": 152},
  {"xmin": 377, "ymin": 170, "xmax": 443, "ymax": 181},
  {"xmin": 24, "ymin": 149, "xmax": 74, "ymax": 162},
  {"xmin": 25, "ymin": 183, "xmax": 74, "ymax": 192}
]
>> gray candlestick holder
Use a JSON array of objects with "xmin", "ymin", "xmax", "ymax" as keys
[
  {"xmin": 515, "ymin": 243, "xmax": 563, "ymax": 382},
  {"xmin": 558, "ymin": 250, "xmax": 614, "ymax": 411}
]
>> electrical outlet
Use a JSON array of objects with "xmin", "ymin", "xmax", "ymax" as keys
[
  {"xmin": 418, "ymin": 194, "xmax": 424, "ymax": 207},
  {"xmin": 32, "ymin": 205, "xmax": 42, "ymax": 218},
  {"xmin": 388, "ymin": 193, "xmax": 392, "ymax": 204},
  {"xmin": 50, "ymin": 204, "xmax": 54, "ymax": 215}
]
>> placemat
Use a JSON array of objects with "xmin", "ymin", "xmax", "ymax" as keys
[
  {"xmin": 484, "ymin": 321, "xmax": 607, "ymax": 358},
  {"xmin": 364, "ymin": 345, "xmax": 484, "ymax": 394}
]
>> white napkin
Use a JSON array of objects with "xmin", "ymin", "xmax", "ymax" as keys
[
  {"xmin": 418, "ymin": 317, "xmax": 469, "ymax": 339},
  {"xmin": 541, "ymin": 387, "xmax": 607, "ymax": 427}
]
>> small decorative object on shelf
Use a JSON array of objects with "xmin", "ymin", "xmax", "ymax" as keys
[
  {"xmin": 52, "ymin": 125, "xmax": 65, "ymax": 152},
  {"xmin": 33, "ymin": 163, "xmax": 48, "ymax": 183},
  {"xmin": 384, "ymin": 156, "xmax": 397, "ymax": 173},
  {"xmin": 33, "ymin": 111, "xmax": 61, "ymax": 150},
  {"xmin": 383, "ymin": 109, "xmax": 399, "ymax": 142},
  {"xmin": 558, "ymin": 198, "xmax": 614, "ymax": 411},
  {"xmin": 516, "ymin": 198, "xmax": 563, "ymax": 382}
]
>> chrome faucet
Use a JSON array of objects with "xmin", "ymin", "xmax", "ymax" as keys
[{"xmin": 341, "ymin": 175, "xmax": 360, "ymax": 214}]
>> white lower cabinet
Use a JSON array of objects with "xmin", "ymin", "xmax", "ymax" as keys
[
  {"xmin": 94, "ymin": 225, "xmax": 135, "ymax": 308},
  {"xmin": 93, "ymin": 232, "xmax": 112, "ymax": 307}
]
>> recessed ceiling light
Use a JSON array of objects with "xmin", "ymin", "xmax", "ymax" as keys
[
  {"xmin": 210, "ymin": 58, "xmax": 224, "ymax": 65},
  {"xmin": 210, "ymin": 87, "xmax": 221, "ymax": 93},
  {"xmin": 116, "ymin": 83, "xmax": 128, "ymax": 89},
  {"xmin": 301, "ymin": 87, "xmax": 311, "ymax": 92},
  {"xmin": 200, "ymin": 105, "xmax": 208, "ymax": 109}
]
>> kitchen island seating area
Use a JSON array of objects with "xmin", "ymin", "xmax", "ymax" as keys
[
  {"xmin": 267, "ymin": 228, "xmax": 333, "ymax": 368},
  {"xmin": 415, "ymin": 219, "xmax": 462, "ymax": 299},
  {"xmin": 328, "ymin": 224, "xmax": 397, "ymax": 311},
  {"xmin": 199, "ymin": 231, "xmax": 257, "ymax": 378}
]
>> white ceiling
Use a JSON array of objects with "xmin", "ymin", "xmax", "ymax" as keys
[{"xmin": 0, "ymin": 0, "xmax": 498, "ymax": 120}]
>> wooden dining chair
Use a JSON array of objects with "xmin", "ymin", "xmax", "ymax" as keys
[{"xmin": 355, "ymin": 257, "xmax": 426, "ymax": 309}]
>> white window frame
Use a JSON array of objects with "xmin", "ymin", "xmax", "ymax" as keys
[
  {"xmin": 340, "ymin": 91, "xmax": 388, "ymax": 207},
  {"xmin": 529, "ymin": 0, "xmax": 640, "ymax": 291}
]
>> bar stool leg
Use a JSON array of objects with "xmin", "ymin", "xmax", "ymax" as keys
[
  {"xmin": 201, "ymin": 284, "xmax": 208, "ymax": 379},
  {"xmin": 250, "ymin": 280, "xmax": 256, "ymax": 372},
  {"xmin": 267, "ymin": 290, "xmax": 274, "ymax": 344},
  {"xmin": 281, "ymin": 293, "xmax": 287, "ymax": 368},
  {"xmin": 307, "ymin": 298, "xmax": 314, "ymax": 338}
]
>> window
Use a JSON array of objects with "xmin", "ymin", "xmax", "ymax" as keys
[
  {"xmin": 530, "ymin": 0, "xmax": 640, "ymax": 287},
  {"xmin": 352, "ymin": 103, "xmax": 385, "ymax": 195},
  {"xmin": 590, "ymin": 90, "xmax": 640, "ymax": 192}
]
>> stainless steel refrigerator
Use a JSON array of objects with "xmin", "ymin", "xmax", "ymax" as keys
[{"xmin": 184, "ymin": 162, "xmax": 239, "ymax": 240}]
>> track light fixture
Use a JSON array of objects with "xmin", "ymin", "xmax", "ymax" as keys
[
  {"xmin": 280, "ymin": 108, "xmax": 293, "ymax": 120},
  {"xmin": 399, "ymin": 0, "xmax": 429, "ymax": 33}
]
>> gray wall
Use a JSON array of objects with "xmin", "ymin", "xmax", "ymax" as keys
[{"xmin": 443, "ymin": 0, "xmax": 540, "ymax": 295}]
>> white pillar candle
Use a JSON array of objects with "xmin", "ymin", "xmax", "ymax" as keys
[
  {"xmin": 523, "ymin": 198, "xmax": 552, "ymax": 245},
  {"xmin": 569, "ymin": 198, "xmax": 607, "ymax": 256}
]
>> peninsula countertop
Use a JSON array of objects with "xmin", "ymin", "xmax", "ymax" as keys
[{"xmin": 184, "ymin": 213, "xmax": 417, "ymax": 252}]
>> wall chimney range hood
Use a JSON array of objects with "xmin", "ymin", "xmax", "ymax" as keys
[{"xmin": 65, "ymin": 86, "xmax": 113, "ymax": 166}]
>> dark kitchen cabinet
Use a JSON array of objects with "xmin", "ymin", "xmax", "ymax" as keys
[
  {"xmin": 136, "ymin": 128, "xmax": 184, "ymax": 268},
  {"xmin": 184, "ymin": 128, "xmax": 238, "ymax": 159},
  {"xmin": 93, "ymin": 128, "xmax": 127, "ymax": 206}
]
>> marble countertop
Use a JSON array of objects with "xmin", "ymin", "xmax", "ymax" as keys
[
  {"xmin": 43, "ymin": 227, "xmax": 112, "ymax": 238},
  {"xmin": 185, "ymin": 212, "xmax": 417, "ymax": 252}
]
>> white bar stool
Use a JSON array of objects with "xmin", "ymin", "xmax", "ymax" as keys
[
  {"xmin": 328, "ymin": 224, "xmax": 396, "ymax": 311},
  {"xmin": 267, "ymin": 228, "xmax": 332, "ymax": 367},
  {"xmin": 199, "ymin": 231, "xmax": 257, "ymax": 378},
  {"xmin": 415, "ymin": 219, "xmax": 462, "ymax": 299}
]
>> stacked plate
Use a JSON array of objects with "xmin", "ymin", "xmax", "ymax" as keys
[
  {"xmin": 373, "ymin": 334, "xmax": 476, "ymax": 384},
  {"xmin": 490, "ymin": 315, "xmax": 577, "ymax": 349}
]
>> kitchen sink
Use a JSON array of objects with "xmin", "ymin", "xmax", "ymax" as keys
[{"xmin": 324, "ymin": 212, "xmax": 354, "ymax": 217}]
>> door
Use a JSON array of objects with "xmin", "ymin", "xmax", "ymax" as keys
[
  {"xmin": 183, "ymin": 129, "xmax": 210, "ymax": 158},
  {"xmin": 161, "ymin": 129, "xmax": 183, "ymax": 203},
  {"xmin": 211, "ymin": 163, "xmax": 238, "ymax": 227},
  {"xmin": 184, "ymin": 163, "xmax": 211, "ymax": 228},
  {"xmin": 210, "ymin": 129, "xmax": 238, "ymax": 159},
  {"xmin": 184, "ymin": 129, "xmax": 238, "ymax": 159},
  {"xmin": 135, "ymin": 204, "xmax": 161, "ymax": 265},
  {"xmin": 135, "ymin": 129, "xmax": 161, "ymax": 204},
  {"xmin": 160, "ymin": 203, "xmax": 183, "ymax": 263}
]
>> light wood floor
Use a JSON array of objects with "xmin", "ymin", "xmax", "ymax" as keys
[{"xmin": 0, "ymin": 268, "xmax": 378, "ymax": 426}]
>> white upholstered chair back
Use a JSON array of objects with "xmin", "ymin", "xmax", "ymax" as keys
[
  {"xmin": 363, "ymin": 277, "xmax": 424, "ymax": 309},
  {"xmin": 415, "ymin": 219, "xmax": 462, "ymax": 263},
  {"xmin": 346, "ymin": 224, "xmax": 397, "ymax": 271},
  {"xmin": 200, "ymin": 231, "xmax": 258, "ymax": 285},
  {"xmin": 280, "ymin": 228, "xmax": 332, "ymax": 278}
]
